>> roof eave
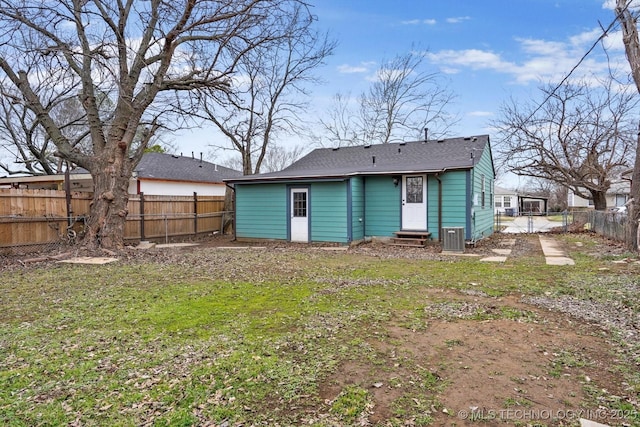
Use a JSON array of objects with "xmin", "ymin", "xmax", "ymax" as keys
[{"xmin": 224, "ymin": 166, "xmax": 472, "ymax": 183}]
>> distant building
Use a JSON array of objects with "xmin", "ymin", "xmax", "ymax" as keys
[
  {"xmin": 567, "ymin": 179, "xmax": 631, "ymax": 210},
  {"xmin": 494, "ymin": 186, "xmax": 518, "ymax": 216},
  {"xmin": 0, "ymin": 152, "xmax": 242, "ymax": 196}
]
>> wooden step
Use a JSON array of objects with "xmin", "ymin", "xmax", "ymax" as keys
[
  {"xmin": 393, "ymin": 230, "xmax": 432, "ymax": 239},
  {"xmin": 389, "ymin": 236, "xmax": 429, "ymax": 247}
]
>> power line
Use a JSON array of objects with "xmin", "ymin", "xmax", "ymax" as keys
[{"xmin": 502, "ymin": 1, "xmax": 632, "ymax": 138}]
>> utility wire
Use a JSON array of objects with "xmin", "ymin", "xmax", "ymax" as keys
[{"xmin": 504, "ymin": 1, "xmax": 632, "ymax": 136}]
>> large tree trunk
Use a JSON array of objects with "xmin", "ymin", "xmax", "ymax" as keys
[
  {"xmin": 627, "ymin": 130, "xmax": 640, "ymax": 250},
  {"xmin": 84, "ymin": 146, "xmax": 134, "ymax": 250},
  {"xmin": 616, "ymin": 0, "xmax": 640, "ymax": 250},
  {"xmin": 590, "ymin": 190, "xmax": 608, "ymax": 211}
]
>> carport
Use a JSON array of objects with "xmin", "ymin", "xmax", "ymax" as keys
[{"xmin": 518, "ymin": 195, "xmax": 548, "ymax": 215}]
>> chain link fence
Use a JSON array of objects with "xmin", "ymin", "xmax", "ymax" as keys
[{"xmin": 572, "ymin": 210, "xmax": 634, "ymax": 246}]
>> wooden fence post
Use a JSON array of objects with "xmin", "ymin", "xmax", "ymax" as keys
[
  {"xmin": 140, "ymin": 192, "xmax": 145, "ymax": 240},
  {"xmin": 193, "ymin": 192, "xmax": 198, "ymax": 236}
]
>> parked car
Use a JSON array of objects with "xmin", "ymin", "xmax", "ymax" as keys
[{"xmin": 609, "ymin": 206, "xmax": 627, "ymax": 216}]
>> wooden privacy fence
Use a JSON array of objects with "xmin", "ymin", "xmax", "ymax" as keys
[{"xmin": 0, "ymin": 188, "xmax": 228, "ymax": 252}]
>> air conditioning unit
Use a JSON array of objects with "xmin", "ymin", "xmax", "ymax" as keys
[{"xmin": 442, "ymin": 227, "xmax": 465, "ymax": 252}]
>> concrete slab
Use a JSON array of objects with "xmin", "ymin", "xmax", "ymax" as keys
[
  {"xmin": 59, "ymin": 257, "xmax": 119, "ymax": 265},
  {"xmin": 441, "ymin": 252, "xmax": 479, "ymax": 257},
  {"xmin": 539, "ymin": 237, "xmax": 565, "ymax": 255},
  {"xmin": 480, "ymin": 256, "xmax": 508, "ymax": 262},
  {"xmin": 502, "ymin": 216, "xmax": 559, "ymax": 233},
  {"xmin": 580, "ymin": 418, "xmax": 610, "ymax": 427},
  {"xmin": 491, "ymin": 249, "xmax": 512, "ymax": 255},
  {"xmin": 538, "ymin": 236, "xmax": 575, "ymax": 266},
  {"xmin": 546, "ymin": 257, "xmax": 575, "ymax": 266},
  {"xmin": 215, "ymin": 246, "xmax": 267, "ymax": 250},
  {"xmin": 155, "ymin": 243, "xmax": 200, "ymax": 249},
  {"xmin": 135, "ymin": 241, "xmax": 156, "ymax": 250},
  {"xmin": 499, "ymin": 239, "xmax": 516, "ymax": 246}
]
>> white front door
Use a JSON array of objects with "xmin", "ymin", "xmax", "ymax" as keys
[
  {"xmin": 290, "ymin": 188, "xmax": 309, "ymax": 242},
  {"xmin": 402, "ymin": 175, "xmax": 427, "ymax": 230}
]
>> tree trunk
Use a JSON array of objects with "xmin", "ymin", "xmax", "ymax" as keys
[
  {"xmin": 224, "ymin": 185, "xmax": 235, "ymax": 235},
  {"xmin": 590, "ymin": 190, "xmax": 608, "ymax": 211},
  {"xmin": 616, "ymin": 0, "xmax": 640, "ymax": 250},
  {"xmin": 84, "ymin": 152, "xmax": 133, "ymax": 250},
  {"xmin": 626, "ymin": 129, "xmax": 640, "ymax": 250}
]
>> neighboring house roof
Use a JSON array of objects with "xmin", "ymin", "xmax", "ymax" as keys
[
  {"xmin": 608, "ymin": 179, "xmax": 631, "ymax": 194},
  {"xmin": 227, "ymin": 135, "xmax": 492, "ymax": 182},
  {"xmin": 494, "ymin": 186, "xmax": 517, "ymax": 195},
  {"xmin": 135, "ymin": 152, "xmax": 242, "ymax": 183},
  {"xmin": 0, "ymin": 152, "xmax": 242, "ymax": 187}
]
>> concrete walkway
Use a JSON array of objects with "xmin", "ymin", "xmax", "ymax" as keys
[
  {"xmin": 538, "ymin": 235, "xmax": 575, "ymax": 265},
  {"xmin": 501, "ymin": 216, "xmax": 558, "ymax": 233},
  {"xmin": 479, "ymin": 238, "xmax": 515, "ymax": 263},
  {"xmin": 480, "ymin": 235, "xmax": 574, "ymax": 265}
]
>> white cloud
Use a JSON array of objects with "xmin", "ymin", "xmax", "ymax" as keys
[
  {"xmin": 401, "ymin": 18, "xmax": 436, "ymax": 25},
  {"xmin": 602, "ymin": 0, "xmax": 640, "ymax": 10},
  {"xmin": 468, "ymin": 111, "xmax": 494, "ymax": 117},
  {"xmin": 337, "ymin": 63, "xmax": 371, "ymax": 73},
  {"xmin": 427, "ymin": 26, "xmax": 631, "ymax": 86},
  {"xmin": 446, "ymin": 16, "xmax": 471, "ymax": 24},
  {"xmin": 427, "ymin": 49, "xmax": 516, "ymax": 72}
]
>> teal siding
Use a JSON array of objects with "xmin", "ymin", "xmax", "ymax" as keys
[
  {"xmin": 234, "ymin": 140, "xmax": 494, "ymax": 244},
  {"xmin": 364, "ymin": 176, "xmax": 400, "ymax": 237},
  {"xmin": 235, "ymin": 183, "xmax": 287, "ymax": 240},
  {"xmin": 427, "ymin": 171, "xmax": 468, "ymax": 240},
  {"xmin": 350, "ymin": 177, "xmax": 365, "ymax": 241},
  {"xmin": 470, "ymin": 146, "xmax": 495, "ymax": 240},
  {"xmin": 310, "ymin": 181, "xmax": 349, "ymax": 243}
]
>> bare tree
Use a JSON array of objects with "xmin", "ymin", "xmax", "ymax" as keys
[
  {"xmin": 317, "ymin": 52, "xmax": 458, "ymax": 147},
  {"xmin": 494, "ymin": 78, "xmax": 637, "ymax": 211},
  {"xmin": 196, "ymin": 5, "xmax": 334, "ymax": 175},
  {"xmin": 314, "ymin": 93, "xmax": 359, "ymax": 147},
  {"xmin": 616, "ymin": 0, "xmax": 640, "ymax": 249},
  {"xmin": 261, "ymin": 143, "xmax": 306, "ymax": 172},
  {"xmin": 0, "ymin": 82, "xmax": 90, "ymax": 175},
  {"xmin": 0, "ymin": 0, "xmax": 307, "ymax": 248},
  {"xmin": 219, "ymin": 143, "xmax": 306, "ymax": 172}
]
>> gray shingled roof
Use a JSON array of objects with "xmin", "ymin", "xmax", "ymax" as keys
[
  {"xmin": 135, "ymin": 152, "xmax": 242, "ymax": 183},
  {"xmin": 226, "ymin": 135, "xmax": 491, "ymax": 182}
]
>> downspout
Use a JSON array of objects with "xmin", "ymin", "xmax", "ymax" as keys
[
  {"xmin": 225, "ymin": 183, "xmax": 236, "ymax": 241},
  {"xmin": 435, "ymin": 171, "xmax": 444, "ymax": 243}
]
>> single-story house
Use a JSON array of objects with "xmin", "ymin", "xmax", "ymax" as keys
[
  {"xmin": 494, "ymin": 186, "xmax": 519, "ymax": 216},
  {"xmin": 225, "ymin": 135, "xmax": 495, "ymax": 245},
  {"xmin": 0, "ymin": 152, "xmax": 241, "ymax": 196}
]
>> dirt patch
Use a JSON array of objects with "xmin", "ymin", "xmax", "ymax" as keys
[{"xmin": 320, "ymin": 291, "xmax": 628, "ymax": 426}]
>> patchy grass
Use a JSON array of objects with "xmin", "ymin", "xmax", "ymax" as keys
[{"xmin": 0, "ymin": 234, "xmax": 638, "ymax": 426}]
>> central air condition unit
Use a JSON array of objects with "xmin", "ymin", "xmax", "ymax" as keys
[{"xmin": 442, "ymin": 227, "xmax": 465, "ymax": 252}]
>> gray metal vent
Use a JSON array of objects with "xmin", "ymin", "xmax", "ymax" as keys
[{"xmin": 442, "ymin": 227, "xmax": 464, "ymax": 252}]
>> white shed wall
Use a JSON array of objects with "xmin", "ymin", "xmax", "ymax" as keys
[{"xmin": 128, "ymin": 179, "xmax": 226, "ymax": 196}]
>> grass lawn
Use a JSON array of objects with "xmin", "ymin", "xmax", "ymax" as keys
[{"xmin": 1, "ymin": 234, "xmax": 639, "ymax": 426}]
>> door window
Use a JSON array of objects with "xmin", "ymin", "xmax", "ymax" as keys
[
  {"xmin": 406, "ymin": 176, "xmax": 423, "ymax": 203},
  {"xmin": 293, "ymin": 191, "xmax": 307, "ymax": 217}
]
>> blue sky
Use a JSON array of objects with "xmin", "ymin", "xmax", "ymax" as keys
[
  {"xmin": 307, "ymin": 0, "xmax": 627, "ymax": 139},
  {"xmin": 180, "ymin": 0, "xmax": 632, "ymax": 187}
]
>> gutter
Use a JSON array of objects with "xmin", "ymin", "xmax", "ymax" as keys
[{"xmin": 224, "ymin": 167, "xmax": 471, "ymax": 184}]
